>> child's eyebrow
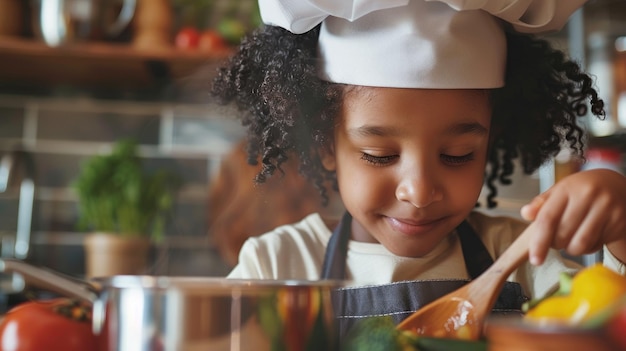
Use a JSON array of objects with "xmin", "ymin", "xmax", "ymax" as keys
[
  {"xmin": 348, "ymin": 125, "xmax": 395, "ymax": 137},
  {"xmin": 348, "ymin": 122, "xmax": 488, "ymax": 138},
  {"xmin": 446, "ymin": 122, "xmax": 488, "ymax": 136}
]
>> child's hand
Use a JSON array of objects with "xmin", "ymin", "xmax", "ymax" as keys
[{"xmin": 520, "ymin": 169, "xmax": 626, "ymax": 265}]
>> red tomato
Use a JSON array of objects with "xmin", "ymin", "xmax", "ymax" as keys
[
  {"xmin": 175, "ymin": 26, "xmax": 200, "ymax": 50},
  {"xmin": 607, "ymin": 305, "xmax": 626, "ymax": 350},
  {"xmin": 0, "ymin": 298, "xmax": 100, "ymax": 351},
  {"xmin": 198, "ymin": 30, "xmax": 227, "ymax": 53}
]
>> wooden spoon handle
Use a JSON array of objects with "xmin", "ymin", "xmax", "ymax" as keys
[
  {"xmin": 487, "ymin": 221, "xmax": 536, "ymax": 277},
  {"xmin": 468, "ymin": 221, "xmax": 537, "ymax": 307}
]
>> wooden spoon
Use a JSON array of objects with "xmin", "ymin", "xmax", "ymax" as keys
[{"xmin": 396, "ymin": 221, "xmax": 537, "ymax": 340}]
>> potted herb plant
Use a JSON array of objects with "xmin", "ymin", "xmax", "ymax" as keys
[{"xmin": 74, "ymin": 139, "xmax": 180, "ymax": 277}]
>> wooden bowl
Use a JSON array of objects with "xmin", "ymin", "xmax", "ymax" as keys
[{"xmin": 484, "ymin": 316, "xmax": 621, "ymax": 351}]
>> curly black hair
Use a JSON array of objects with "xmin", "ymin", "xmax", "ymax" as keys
[{"xmin": 211, "ymin": 25, "xmax": 605, "ymax": 208}]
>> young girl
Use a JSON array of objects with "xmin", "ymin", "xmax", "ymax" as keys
[{"xmin": 212, "ymin": 0, "xmax": 626, "ymax": 337}]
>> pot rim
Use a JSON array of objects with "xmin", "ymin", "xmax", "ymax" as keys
[{"xmin": 92, "ymin": 275, "xmax": 345, "ymax": 290}]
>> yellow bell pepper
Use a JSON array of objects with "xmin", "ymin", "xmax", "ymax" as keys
[{"xmin": 525, "ymin": 264, "xmax": 626, "ymax": 324}]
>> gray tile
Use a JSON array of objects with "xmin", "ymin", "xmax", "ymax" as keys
[
  {"xmin": 0, "ymin": 106, "xmax": 24, "ymax": 138},
  {"xmin": 38, "ymin": 109, "xmax": 161, "ymax": 144}
]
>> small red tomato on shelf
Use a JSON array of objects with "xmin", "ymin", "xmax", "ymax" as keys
[
  {"xmin": 0, "ymin": 298, "xmax": 101, "ymax": 351},
  {"xmin": 199, "ymin": 30, "xmax": 227, "ymax": 53},
  {"xmin": 175, "ymin": 26, "xmax": 201, "ymax": 50}
]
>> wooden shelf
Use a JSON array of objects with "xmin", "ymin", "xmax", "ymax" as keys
[{"xmin": 0, "ymin": 37, "xmax": 232, "ymax": 91}]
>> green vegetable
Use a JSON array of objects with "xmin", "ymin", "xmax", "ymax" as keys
[
  {"xmin": 342, "ymin": 316, "xmax": 418, "ymax": 351},
  {"xmin": 415, "ymin": 337, "xmax": 487, "ymax": 351},
  {"xmin": 73, "ymin": 139, "xmax": 180, "ymax": 241},
  {"xmin": 341, "ymin": 316, "xmax": 488, "ymax": 351},
  {"xmin": 522, "ymin": 271, "xmax": 573, "ymax": 312},
  {"xmin": 258, "ymin": 289, "xmax": 336, "ymax": 351},
  {"xmin": 257, "ymin": 293, "xmax": 284, "ymax": 350}
]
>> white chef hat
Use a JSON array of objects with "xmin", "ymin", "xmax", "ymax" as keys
[{"xmin": 258, "ymin": 0, "xmax": 588, "ymax": 88}]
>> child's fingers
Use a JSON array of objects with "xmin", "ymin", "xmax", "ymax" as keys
[
  {"xmin": 552, "ymin": 192, "xmax": 594, "ymax": 250},
  {"xmin": 526, "ymin": 192, "xmax": 570, "ymax": 265},
  {"xmin": 565, "ymin": 192, "xmax": 610, "ymax": 255},
  {"xmin": 520, "ymin": 191, "xmax": 557, "ymax": 265},
  {"xmin": 524, "ymin": 169, "xmax": 626, "ymax": 264},
  {"xmin": 566, "ymin": 224, "xmax": 605, "ymax": 256},
  {"xmin": 524, "ymin": 172, "xmax": 595, "ymax": 263},
  {"xmin": 520, "ymin": 193, "xmax": 547, "ymax": 221}
]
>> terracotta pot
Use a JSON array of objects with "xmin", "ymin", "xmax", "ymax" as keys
[{"xmin": 83, "ymin": 232, "xmax": 151, "ymax": 278}]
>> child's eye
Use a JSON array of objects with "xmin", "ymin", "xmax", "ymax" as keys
[
  {"xmin": 441, "ymin": 153, "xmax": 474, "ymax": 165},
  {"xmin": 360, "ymin": 153, "xmax": 398, "ymax": 166}
]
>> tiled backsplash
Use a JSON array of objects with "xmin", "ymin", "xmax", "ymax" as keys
[{"xmin": 0, "ymin": 94, "xmax": 246, "ymax": 277}]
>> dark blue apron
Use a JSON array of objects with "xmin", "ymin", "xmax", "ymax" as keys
[{"xmin": 321, "ymin": 212, "xmax": 528, "ymax": 338}]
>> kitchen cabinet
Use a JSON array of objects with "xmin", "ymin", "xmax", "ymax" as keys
[{"xmin": 0, "ymin": 36, "xmax": 232, "ymax": 92}]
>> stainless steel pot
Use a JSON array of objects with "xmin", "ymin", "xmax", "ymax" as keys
[
  {"xmin": 0, "ymin": 259, "xmax": 341, "ymax": 351},
  {"xmin": 31, "ymin": 0, "xmax": 136, "ymax": 46}
]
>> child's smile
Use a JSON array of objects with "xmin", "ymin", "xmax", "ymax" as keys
[
  {"xmin": 322, "ymin": 87, "xmax": 493, "ymax": 257},
  {"xmin": 383, "ymin": 215, "xmax": 448, "ymax": 237}
]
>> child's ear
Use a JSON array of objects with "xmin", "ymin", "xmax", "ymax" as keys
[{"xmin": 319, "ymin": 145, "xmax": 337, "ymax": 171}]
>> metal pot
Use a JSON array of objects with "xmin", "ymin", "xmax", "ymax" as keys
[
  {"xmin": 31, "ymin": 0, "xmax": 136, "ymax": 46},
  {"xmin": 0, "ymin": 259, "xmax": 341, "ymax": 351}
]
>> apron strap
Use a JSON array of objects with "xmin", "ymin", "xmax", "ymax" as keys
[
  {"xmin": 456, "ymin": 220, "xmax": 495, "ymax": 279},
  {"xmin": 321, "ymin": 212, "xmax": 352, "ymax": 280}
]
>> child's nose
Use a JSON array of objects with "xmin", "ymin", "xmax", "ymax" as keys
[{"xmin": 395, "ymin": 171, "xmax": 442, "ymax": 208}]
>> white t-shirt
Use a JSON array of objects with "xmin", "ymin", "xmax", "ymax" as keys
[{"xmin": 228, "ymin": 211, "xmax": 625, "ymax": 299}]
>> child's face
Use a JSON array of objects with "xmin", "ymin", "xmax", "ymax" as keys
[{"xmin": 322, "ymin": 87, "xmax": 492, "ymax": 257}]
